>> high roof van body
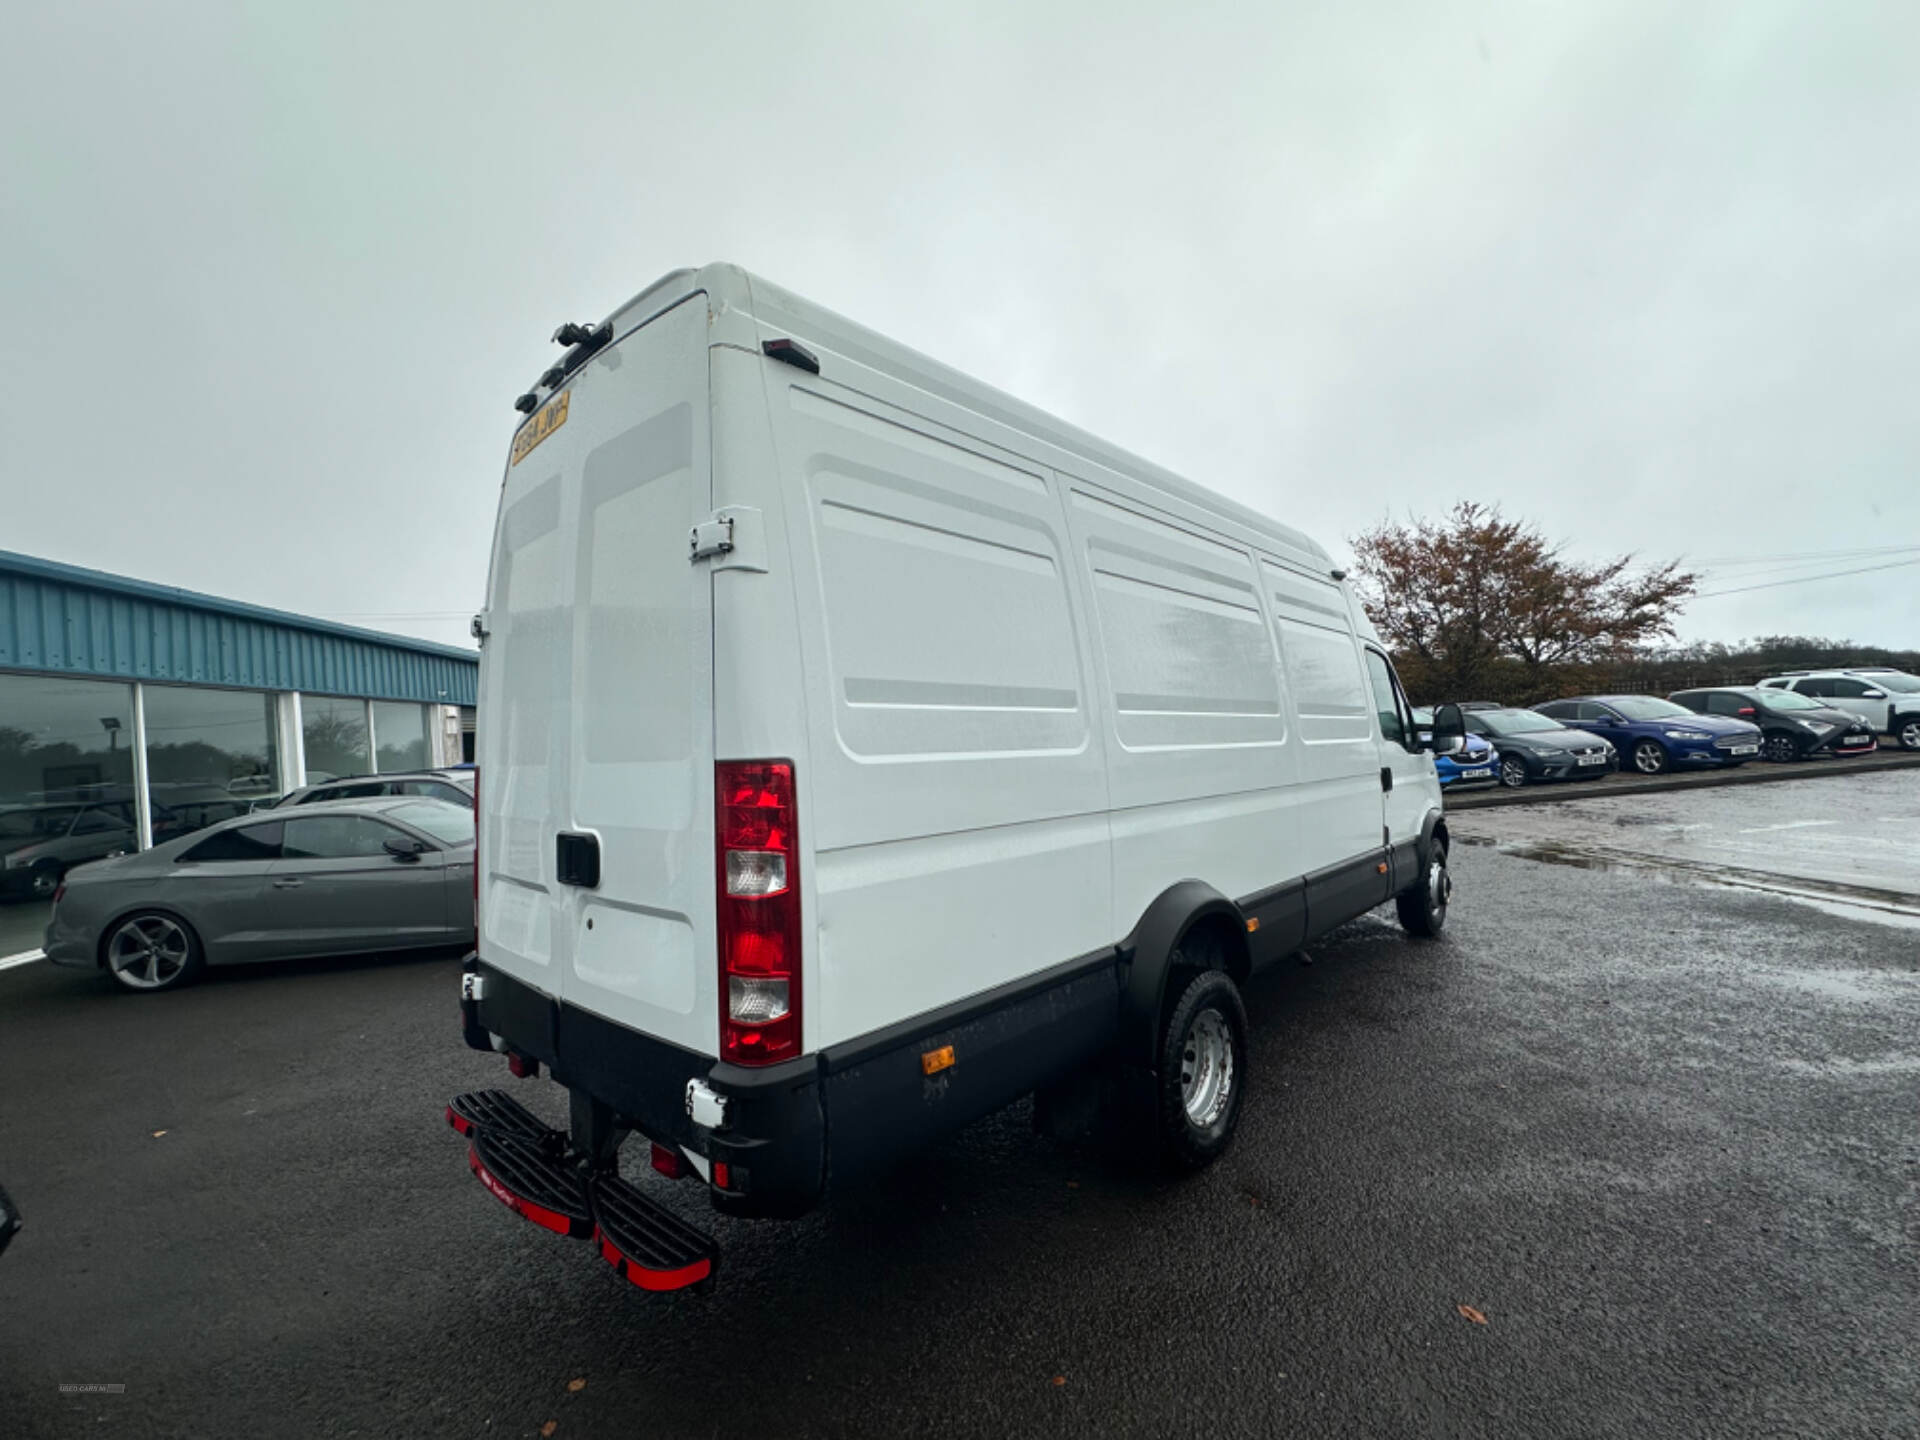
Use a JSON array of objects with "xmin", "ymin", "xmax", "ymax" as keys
[{"xmin": 449, "ymin": 265, "xmax": 1459, "ymax": 1289}]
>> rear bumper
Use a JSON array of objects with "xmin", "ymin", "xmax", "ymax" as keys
[
  {"xmin": 460, "ymin": 958, "xmax": 824, "ymax": 1219},
  {"xmin": 461, "ymin": 951, "xmax": 1120, "ymax": 1221},
  {"xmin": 42, "ymin": 907, "xmax": 94, "ymax": 967}
]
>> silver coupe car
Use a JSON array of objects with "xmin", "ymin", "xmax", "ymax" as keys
[{"xmin": 44, "ymin": 797, "xmax": 475, "ymax": 993}]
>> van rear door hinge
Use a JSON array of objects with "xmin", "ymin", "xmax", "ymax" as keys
[
  {"xmin": 689, "ymin": 516, "xmax": 735, "ymax": 560},
  {"xmin": 689, "ymin": 508, "xmax": 767, "ymax": 572}
]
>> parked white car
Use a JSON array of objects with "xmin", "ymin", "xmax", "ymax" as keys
[
  {"xmin": 1758, "ymin": 669, "xmax": 1920, "ymax": 750},
  {"xmin": 448, "ymin": 264, "xmax": 1465, "ymax": 1290}
]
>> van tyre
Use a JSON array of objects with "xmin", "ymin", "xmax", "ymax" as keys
[
  {"xmin": 103, "ymin": 912, "xmax": 205, "ymax": 993},
  {"xmin": 1156, "ymin": 967, "xmax": 1247, "ymax": 1173},
  {"xmin": 1396, "ymin": 843, "xmax": 1450, "ymax": 938}
]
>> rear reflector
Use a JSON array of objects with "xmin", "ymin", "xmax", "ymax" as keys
[
  {"xmin": 649, "ymin": 1142, "xmax": 685, "ymax": 1180},
  {"xmin": 716, "ymin": 761, "xmax": 801, "ymax": 1065}
]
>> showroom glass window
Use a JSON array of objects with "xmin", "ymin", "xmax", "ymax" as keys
[
  {"xmin": 0, "ymin": 674, "xmax": 136, "ymax": 845},
  {"xmin": 303, "ymin": 696, "xmax": 369, "ymax": 782},
  {"xmin": 371, "ymin": 701, "xmax": 428, "ymax": 773},
  {"xmin": 142, "ymin": 685, "xmax": 282, "ymax": 842}
]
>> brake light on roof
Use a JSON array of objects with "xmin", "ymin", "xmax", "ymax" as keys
[{"xmin": 715, "ymin": 761, "xmax": 800, "ymax": 1065}]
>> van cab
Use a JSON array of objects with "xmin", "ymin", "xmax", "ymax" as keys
[{"xmin": 449, "ymin": 265, "xmax": 1463, "ymax": 1290}]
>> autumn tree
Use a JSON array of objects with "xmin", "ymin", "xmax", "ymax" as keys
[{"xmin": 1350, "ymin": 502, "xmax": 1698, "ymax": 701}]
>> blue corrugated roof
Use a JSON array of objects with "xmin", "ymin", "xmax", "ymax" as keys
[{"xmin": 0, "ymin": 549, "xmax": 477, "ymax": 705}]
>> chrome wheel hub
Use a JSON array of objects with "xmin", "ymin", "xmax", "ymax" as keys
[
  {"xmin": 107, "ymin": 916, "xmax": 190, "ymax": 990},
  {"xmin": 1180, "ymin": 1008, "xmax": 1234, "ymax": 1129}
]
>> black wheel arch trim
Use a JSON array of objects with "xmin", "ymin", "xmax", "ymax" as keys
[{"xmin": 1117, "ymin": 880, "xmax": 1250, "ymax": 1067}]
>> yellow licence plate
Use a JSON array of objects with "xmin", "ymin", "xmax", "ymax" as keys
[{"xmin": 510, "ymin": 390, "xmax": 570, "ymax": 466}]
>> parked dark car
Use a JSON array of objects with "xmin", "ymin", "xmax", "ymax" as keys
[
  {"xmin": 1412, "ymin": 708, "xmax": 1499, "ymax": 787},
  {"xmin": 1668, "ymin": 687, "xmax": 1878, "ymax": 763},
  {"xmin": 1534, "ymin": 695, "xmax": 1762, "ymax": 775},
  {"xmin": 1458, "ymin": 706, "xmax": 1616, "ymax": 788},
  {"xmin": 43, "ymin": 797, "xmax": 476, "ymax": 993},
  {"xmin": 267, "ymin": 769, "xmax": 474, "ymax": 811}
]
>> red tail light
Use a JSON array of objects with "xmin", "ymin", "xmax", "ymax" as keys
[{"xmin": 715, "ymin": 760, "xmax": 800, "ymax": 1065}]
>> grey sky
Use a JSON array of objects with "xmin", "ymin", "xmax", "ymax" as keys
[{"xmin": 3, "ymin": 1, "xmax": 1915, "ymax": 652}]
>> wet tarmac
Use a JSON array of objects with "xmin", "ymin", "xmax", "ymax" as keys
[
  {"xmin": 1, "ymin": 789, "xmax": 1915, "ymax": 1438},
  {"xmin": 0, "ymin": 899, "xmax": 51, "ymax": 959},
  {"xmin": 1450, "ymin": 770, "xmax": 1920, "ymax": 926}
]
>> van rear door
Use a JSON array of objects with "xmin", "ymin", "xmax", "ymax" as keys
[{"xmin": 478, "ymin": 293, "xmax": 717, "ymax": 1056}]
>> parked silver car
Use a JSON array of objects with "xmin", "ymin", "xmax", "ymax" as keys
[{"xmin": 43, "ymin": 797, "xmax": 475, "ymax": 993}]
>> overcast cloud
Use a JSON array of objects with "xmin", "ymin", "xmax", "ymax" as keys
[{"xmin": 2, "ymin": 1, "xmax": 1915, "ymax": 652}]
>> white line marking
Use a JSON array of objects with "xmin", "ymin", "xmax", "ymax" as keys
[
  {"xmin": 0, "ymin": 949, "xmax": 46, "ymax": 971},
  {"xmin": 1737, "ymin": 820, "xmax": 1838, "ymax": 834}
]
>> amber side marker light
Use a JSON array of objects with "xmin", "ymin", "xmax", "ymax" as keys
[
  {"xmin": 922, "ymin": 1045, "xmax": 956, "ymax": 1076},
  {"xmin": 1245, "ymin": 917, "xmax": 1260, "ymax": 933}
]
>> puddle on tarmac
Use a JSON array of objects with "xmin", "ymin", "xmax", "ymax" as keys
[
  {"xmin": 1458, "ymin": 835, "xmax": 1920, "ymax": 932},
  {"xmin": 1777, "ymin": 1055, "xmax": 1920, "ymax": 1076}
]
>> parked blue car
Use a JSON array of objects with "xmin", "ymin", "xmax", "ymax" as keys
[
  {"xmin": 1533, "ymin": 695, "xmax": 1763, "ymax": 775},
  {"xmin": 1412, "ymin": 708, "xmax": 1499, "ymax": 787}
]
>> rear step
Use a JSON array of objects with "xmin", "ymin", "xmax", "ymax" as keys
[
  {"xmin": 449, "ymin": 1089, "xmax": 716, "ymax": 1291},
  {"xmin": 446, "ymin": 1088, "xmax": 553, "ymax": 1143},
  {"xmin": 589, "ymin": 1173, "xmax": 718, "ymax": 1292},
  {"xmin": 468, "ymin": 1128, "xmax": 594, "ymax": 1239}
]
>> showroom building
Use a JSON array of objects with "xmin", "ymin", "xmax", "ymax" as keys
[{"xmin": 0, "ymin": 549, "xmax": 477, "ymax": 897}]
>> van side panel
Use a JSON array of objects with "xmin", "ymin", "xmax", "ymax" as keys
[
  {"xmin": 1264, "ymin": 562, "xmax": 1382, "ymax": 878},
  {"xmin": 754, "ymin": 365, "xmax": 1113, "ymax": 1051},
  {"xmin": 1062, "ymin": 484, "xmax": 1301, "ymax": 942}
]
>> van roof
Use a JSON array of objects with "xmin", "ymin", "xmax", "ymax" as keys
[{"xmin": 583, "ymin": 264, "xmax": 1335, "ymax": 573}]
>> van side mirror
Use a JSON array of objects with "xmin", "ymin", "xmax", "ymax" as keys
[{"xmin": 1427, "ymin": 703, "xmax": 1467, "ymax": 756}]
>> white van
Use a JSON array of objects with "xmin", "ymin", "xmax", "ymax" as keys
[{"xmin": 448, "ymin": 264, "xmax": 1466, "ymax": 1291}]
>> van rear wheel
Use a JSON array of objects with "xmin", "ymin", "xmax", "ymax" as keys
[{"xmin": 1155, "ymin": 967, "xmax": 1247, "ymax": 1173}]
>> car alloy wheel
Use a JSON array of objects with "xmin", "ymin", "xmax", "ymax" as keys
[
  {"xmin": 1899, "ymin": 716, "xmax": 1920, "ymax": 752},
  {"xmin": 29, "ymin": 864, "xmax": 61, "ymax": 899},
  {"xmin": 1631, "ymin": 740, "xmax": 1667, "ymax": 775},
  {"xmin": 1761, "ymin": 733, "xmax": 1799, "ymax": 763},
  {"xmin": 1498, "ymin": 755, "xmax": 1528, "ymax": 788},
  {"xmin": 105, "ymin": 914, "xmax": 199, "ymax": 992}
]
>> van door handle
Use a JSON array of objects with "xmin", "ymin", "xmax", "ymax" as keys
[{"xmin": 1380, "ymin": 766, "xmax": 1394, "ymax": 792}]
